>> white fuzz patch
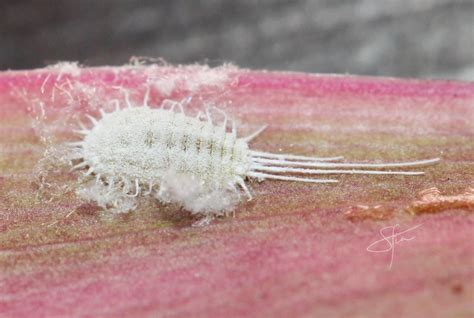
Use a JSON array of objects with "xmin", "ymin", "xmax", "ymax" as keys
[
  {"xmin": 146, "ymin": 64, "xmax": 236, "ymax": 96},
  {"xmin": 76, "ymin": 178, "xmax": 138, "ymax": 213},
  {"xmin": 155, "ymin": 171, "xmax": 239, "ymax": 215},
  {"xmin": 46, "ymin": 61, "xmax": 81, "ymax": 77}
]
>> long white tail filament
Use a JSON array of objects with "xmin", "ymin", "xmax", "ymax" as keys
[
  {"xmin": 248, "ymin": 172, "xmax": 338, "ymax": 183},
  {"xmin": 250, "ymin": 151, "xmax": 440, "ymax": 183},
  {"xmin": 251, "ymin": 150, "xmax": 344, "ymax": 162}
]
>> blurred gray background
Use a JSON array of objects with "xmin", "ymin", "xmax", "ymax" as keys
[{"xmin": 1, "ymin": 0, "xmax": 473, "ymax": 80}]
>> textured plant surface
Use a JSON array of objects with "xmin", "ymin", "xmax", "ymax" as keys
[{"xmin": 0, "ymin": 64, "xmax": 473, "ymax": 317}]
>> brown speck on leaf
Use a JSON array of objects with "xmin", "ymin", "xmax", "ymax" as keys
[
  {"xmin": 451, "ymin": 283, "xmax": 464, "ymax": 295},
  {"xmin": 406, "ymin": 187, "xmax": 474, "ymax": 215},
  {"xmin": 75, "ymin": 203, "xmax": 101, "ymax": 216},
  {"xmin": 344, "ymin": 204, "xmax": 394, "ymax": 222}
]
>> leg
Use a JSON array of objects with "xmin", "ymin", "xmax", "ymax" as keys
[
  {"xmin": 112, "ymin": 99, "xmax": 121, "ymax": 112},
  {"xmin": 86, "ymin": 114, "xmax": 98, "ymax": 126},
  {"xmin": 143, "ymin": 86, "xmax": 150, "ymax": 107},
  {"xmin": 161, "ymin": 99, "xmax": 178, "ymax": 111},
  {"xmin": 179, "ymin": 96, "xmax": 193, "ymax": 113},
  {"xmin": 235, "ymin": 176, "xmax": 252, "ymax": 201},
  {"xmin": 205, "ymin": 108, "xmax": 213, "ymax": 124},
  {"xmin": 243, "ymin": 125, "xmax": 267, "ymax": 142},
  {"xmin": 212, "ymin": 107, "xmax": 228, "ymax": 131},
  {"xmin": 231, "ymin": 119, "xmax": 237, "ymax": 136}
]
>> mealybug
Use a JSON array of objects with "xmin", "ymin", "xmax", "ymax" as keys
[{"xmin": 68, "ymin": 91, "xmax": 440, "ymax": 217}]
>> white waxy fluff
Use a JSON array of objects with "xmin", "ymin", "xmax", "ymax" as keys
[{"xmin": 69, "ymin": 97, "xmax": 440, "ymax": 216}]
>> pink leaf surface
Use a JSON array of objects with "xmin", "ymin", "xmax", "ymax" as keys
[{"xmin": 0, "ymin": 64, "xmax": 473, "ymax": 317}]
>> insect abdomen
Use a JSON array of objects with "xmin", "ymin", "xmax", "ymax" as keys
[
  {"xmin": 82, "ymin": 107, "xmax": 249, "ymax": 189},
  {"xmin": 167, "ymin": 113, "xmax": 249, "ymax": 187}
]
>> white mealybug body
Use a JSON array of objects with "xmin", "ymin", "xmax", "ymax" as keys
[
  {"xmin": 69, "ymin": 96, "xmax": 440, "ymax": 216},
  {"xmin": 82, "ymin": 106, "xmax": 252, "ymax": 195}
]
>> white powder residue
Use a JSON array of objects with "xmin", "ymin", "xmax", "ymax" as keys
[
  {"xmin": 75, "ymin": 178, "xmax": 138, "ymax": 214},
  {"xmin": 147, "ymin": 63, "xmax": 237, "ymax": 97},
  {"xmin": 46, "ymin": 62, "xmax": 82, "ymax": 78},
  {"xmin": 155, "ymin": 171, "xmax": 240, "ymax": 216}
]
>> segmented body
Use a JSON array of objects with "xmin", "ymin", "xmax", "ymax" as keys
[{"xmin": 81, "ymin": 107, "xmax": 251, "ymax": 192}]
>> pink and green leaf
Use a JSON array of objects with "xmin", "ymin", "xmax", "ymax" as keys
[{"xmin": 0, "ymin": 64, "xmax": 473, "ymax": 317}]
